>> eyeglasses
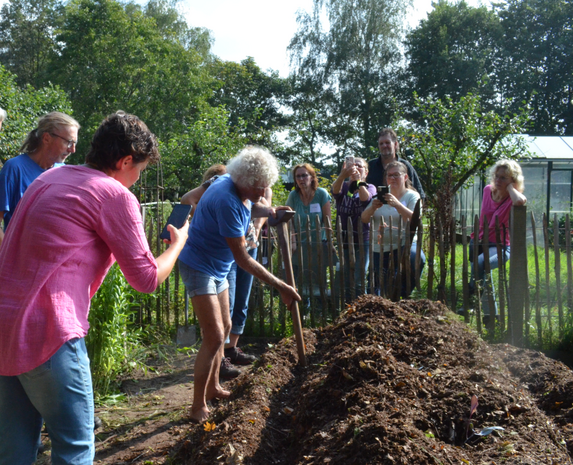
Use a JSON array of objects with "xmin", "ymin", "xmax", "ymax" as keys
[
  {"xmin": 387, "ymin": 173, "xmax": 403, "ymax": 179},
  {"xmin": 50, "ymin": 133, "xmax": 77, "ymax": 149},
  {"xmin": 296, "ymin": 174, "xmax": 310, "ymax": 179}
]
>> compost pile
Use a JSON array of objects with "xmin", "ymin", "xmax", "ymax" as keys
[{"xmin": 175, "ymin": 295, "xmax": 573, "ymax": 464}]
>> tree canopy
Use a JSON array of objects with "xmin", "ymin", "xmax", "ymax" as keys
[
  {"xmin": 0, "ymin": 65, "xmax": 73, "ymax": 165},
  {"xmin": 288, "ymin": 0, "xmax": 410, "ymax": 160}
]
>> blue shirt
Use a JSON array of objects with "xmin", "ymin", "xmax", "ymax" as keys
[
  {"xmin": 178, "ymin": 174, "xmax": 251, "ymax": 280},
  {"xmin": 0, "ymin": 154, "xmax": 63, "ymax": 230}
]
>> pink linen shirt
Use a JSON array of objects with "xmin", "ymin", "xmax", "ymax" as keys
[
  {"xmin": 472, "ymin": 184, "xmax": 513, "ymax": 247},
  {"xmin": 0, "ymin": 165, "xmax": 158, "ymax": 375}
]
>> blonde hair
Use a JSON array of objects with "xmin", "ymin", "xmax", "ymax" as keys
[
  {"xmin": 490, "ymin": 159, "xmax": 524, "ymax": 193},
  {"xmin": 20, "ymin": 112, "xmax": 80, "ymax": 154}
]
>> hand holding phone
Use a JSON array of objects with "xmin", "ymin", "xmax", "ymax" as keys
[
  {"xmin": 376, "ymin": 185, "xmax": 390, "ymax": 203},
  {"xmin": 160, "ymin": 204, "xmax": 192, "ymax": 241}
]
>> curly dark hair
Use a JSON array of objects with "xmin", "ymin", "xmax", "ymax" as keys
[{"xmin": 85, "ymin": 111, "xmax": 159, "ymax": 171}]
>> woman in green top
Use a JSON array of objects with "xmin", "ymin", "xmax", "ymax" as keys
[{"xmin": 286, "ymin": 163, "xmax": 332, "ymax": 296}]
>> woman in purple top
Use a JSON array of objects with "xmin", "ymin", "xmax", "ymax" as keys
[
  {"xmin": 469, "ymin": 159, "xmax": 527, "ymax": 320},
  {"xmin": 0, "ymin": 112, "xmax": 188, "ymax": 465},
  {"xmin": 331, "ymin": 156, "xmax": 376, "ymax": 300}
]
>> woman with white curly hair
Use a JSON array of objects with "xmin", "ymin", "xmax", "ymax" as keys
[
  {"xmin": 469, "ymin": 158, "xmax": 527, "ymax": 323},
  {"xmin": 178, "ymin": 146, "xmax": 300, "ymax": 423}
]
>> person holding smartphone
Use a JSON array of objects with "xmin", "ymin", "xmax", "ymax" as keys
[
  {"xmin": 361, "ymin": 161, "xmax": 422, "ymax": 298},
  {"xmin": 0, "ymin": 112, "xmax": 188, "ymax": 464},
  {"xmin": 331, "ymin": 156, "xmax": 376, "ymax": 301}
]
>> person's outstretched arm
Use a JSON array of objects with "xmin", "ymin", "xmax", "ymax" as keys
[{"xmin": 156, "ymin": 221, "xmax": 189, "ymax": 285}]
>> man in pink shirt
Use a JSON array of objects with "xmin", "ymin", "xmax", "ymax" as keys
[{"xmin": 0, "ymin": 112, "xmax": 188, "ymax": 465}]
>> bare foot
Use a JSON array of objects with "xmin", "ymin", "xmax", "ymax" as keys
[
  {"xmin": 189, "ymin": 405, "xmax": 210, "ymax": 424},
  {"xmin": 206, "ymin": 387, "xmax": 231, "ymax": 401}
]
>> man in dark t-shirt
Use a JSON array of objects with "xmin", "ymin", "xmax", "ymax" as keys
[{"xmin": 366, "ymin": 128, "xmax": 425, "ymax": 200}]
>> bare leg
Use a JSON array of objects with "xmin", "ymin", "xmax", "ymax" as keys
[
  {"xmin": 224, "ymin": 333, "xmax": 240, "ymax": 349},
  {"xmin": 190, "ymin": 292, "xmax": 232, "ymax": 423}
]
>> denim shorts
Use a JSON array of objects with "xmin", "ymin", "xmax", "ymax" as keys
[{"xmin": 179, "ymin": 261, "xmax": 229, "ymax": 297}]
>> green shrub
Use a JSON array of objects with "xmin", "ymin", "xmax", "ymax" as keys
[{"xmin": 86, "ymin": 263, "xmax": 143, "ymax": 397}]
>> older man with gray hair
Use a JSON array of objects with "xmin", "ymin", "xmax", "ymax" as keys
[
  {"xmin": 178, "ymin": 145, "xmax": 300, "ymax": 424},
  {"xmin": 0, "ymin": 107, "xmax": 7, "ymax": 130},
  {"xmin": 0, "ymin": 111, "xmax": 80, "ymax": 246}
]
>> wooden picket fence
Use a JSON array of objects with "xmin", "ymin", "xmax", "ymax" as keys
[{"xmin": 136, "ymin": 203, "xmax": 573, "ymax": 349}]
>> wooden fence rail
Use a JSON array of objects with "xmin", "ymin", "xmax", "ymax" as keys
[{"xmin": 136, "ymin": 205, "xmax": 573, "ymax": 348}]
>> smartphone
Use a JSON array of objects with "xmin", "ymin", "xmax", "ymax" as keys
[
  {"xmin": 160, "ymin": 204, "xmax": 192, "ymax": 241},
  {"xmin": 345, "ymin": 155, "xmax": 354, "ymax": 167},
  {"xmin": 377, "ymin": 185, "xmax": 390, "ymax": 203}
]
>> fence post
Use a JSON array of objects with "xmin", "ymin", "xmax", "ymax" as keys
[
  {"xmin": 337, "ymin": 216, "xmax": 345, "ymax": 310},
  {"xmin": 509, "ymin": 206, "xmax": 527, "ymax": 347},
  {"xmin": 450, "ymin": 218, "xmax": 456, "ymax": 308},
  {"xmin": 553, "ymin": 213, "xmax": 564, "ymax": 338},
  {"xmin": 306, "ymin": 216, "xmax": 315, "ymax": 326},
  {"xmin": 347, "ymin": 217, "xmax": 356, "ymax": 302},
  {"xmin": 543, "ymin": 214, "xmax": 552, "ymax": 342},
  {"xmin": 325, "ymin": 216, "xmax": 336, "ymax": 319},
  {"xmin": 530, "ymin": 212, "xmax": 542, "ymax": 348},
  {"xmin": 315, "ymin": 214, "xmax": 327, "ymax": 326},
  {"xmin": 427, "ymin": 218, "xmax": 435, "ymax": 300},
  {"xmin": 461, "ymin": 215, "xmax": 470, "ymax": 321},
  {"xmin": 566, "ymin": 214, "xmax": 572, "ymax": 318}
]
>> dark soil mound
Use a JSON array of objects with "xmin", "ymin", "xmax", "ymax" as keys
[{"xmin": 174, "ymin": 295, "xmax": 573, "ymax": 464}]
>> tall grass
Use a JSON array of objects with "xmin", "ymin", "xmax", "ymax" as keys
[
  {"xmin": 416, "ymin": 243, "xmax": 572, "ymax": 349},
  {"xmin": 86, "ymin": 263, "xmax": 143, "ymax": 398}
]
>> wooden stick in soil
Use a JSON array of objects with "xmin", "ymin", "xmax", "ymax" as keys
[{"xmin": 276, "ymin": 219, "xmax": 307, "ymax": 366}]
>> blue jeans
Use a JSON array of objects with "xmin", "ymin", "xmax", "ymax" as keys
[
  {"xmin": 370, "ymin": 242, "xmax": 425, "ymax": 298},
  {"xmin": 469, "ymin": 241, "xmax": 510, "ymax": 315},
  {"xmin": 342, "ymin": 241, "xmax": 369, "ymax": 300},
  {"xmin": 0, "ymin": 338, "xmax": 95, "ymax": 465},
  {"xmin": 227, "ymin": 247, "xmax": 257, "ymax": 336}
]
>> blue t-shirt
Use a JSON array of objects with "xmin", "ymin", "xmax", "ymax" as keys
[
  {"xmin": 0, "ymin": 154, "xmax": 62, "ymax": 230},
  {"xmin": 178, "ymin": 174, "xmax": 251, "ymax": 280}
]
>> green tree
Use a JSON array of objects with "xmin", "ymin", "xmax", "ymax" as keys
[
  {"xmin": 0, "ymin": 65, "xmax": 73, "ymax": 165},
  {"xmin": 0, "ymin": 0, "xmax": 63, "ymax": 88},
  {"xmin": 282, "ymin": 74, "xmax": 338, "ymax": 167},
  {"xmin": 47, "ymin": 0, "xmax": 214, "ymax": 163},
  {"xmin": 404, "ymin": 0, "xmax": 502, "ymax": 109},
  {"xmin": 495, "ymin": 0, "xmax": 573, "ymax": 135},
  {"xmin": 207, "ymin": 57, "xmax": 289, "ymax": 147},
  {"xmin": 155, "ymin": 104, "xmax": 246, "ymax": 200},
  {"xmin": 396, "ymin": 92, "xmax": 530, "ymax": 301},
  {"xmin": 142, "ymin": 0, "xmax": 212, "ymax": 56},
  {"xmin": 288, "ymin": 0, "xmax": 409, "ymax": 159},
  {"xmin": 396, "ymin": 92, "xmax": 530, "ymax": 237}
]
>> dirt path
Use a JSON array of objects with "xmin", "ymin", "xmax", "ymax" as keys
[{"xmin": 94, "ymin": 352, "xmax": 197, "ymax": 464}]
